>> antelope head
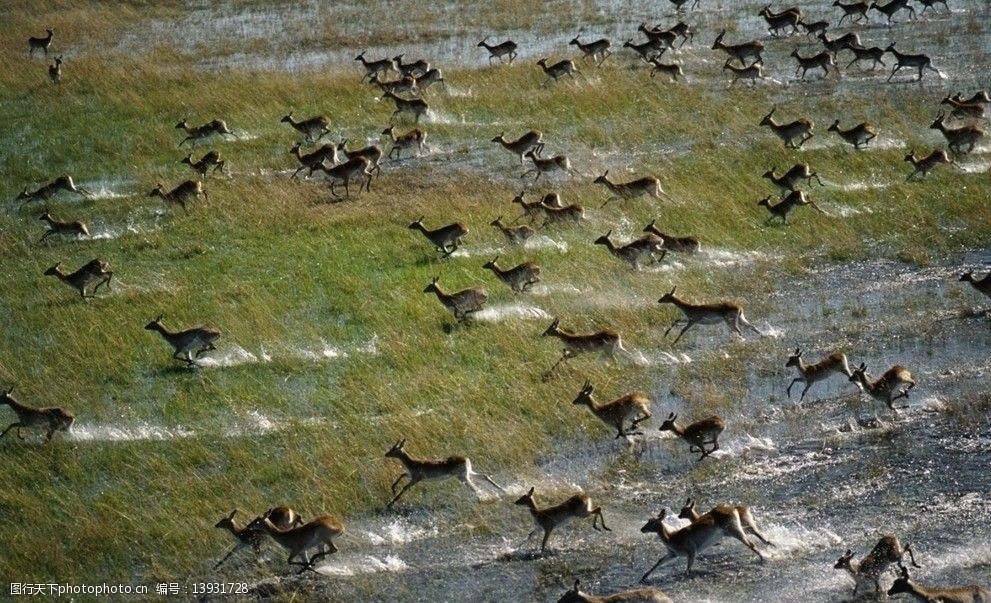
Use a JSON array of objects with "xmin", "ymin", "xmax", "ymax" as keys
[
  {"xmin": 657, "ymin": 286, "xmax": 679, "ymax": 304},
  {"xmin": 571, "ymin": 380, "xmax": 594, "ymax": 406}
]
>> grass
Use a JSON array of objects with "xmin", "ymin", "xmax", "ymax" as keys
[{"xmin": 0, "ymin": 0, "xmax": 989, "ymax": 589}]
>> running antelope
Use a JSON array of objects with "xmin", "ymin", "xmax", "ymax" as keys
[
  {"xmin": 482, "ymin": 256, "xmax": 540, "ymax": 293},
  {"xmin": 315, "ymin": 156, "xmax": 373, "ymax": 198},
  {"xmin": 541, "ymin": 202, "xmax": 585, "ymax": 227},
  {"xmin": 594, "ymin": 170, "xmax": 667, "ymax": 207},
  {"xmin": 828, "ymin": 119, "xmax": 877, "ymax": 148},
  {"xmin": 368, "ymin": 72, "xmax": 419, "ymax": 97},
  {"xmin": 648, "ymin": 58, "xmax": 684, "ymax": 82},
  {"xmin": 493, "ymin": 130, "xmax": 545, "ymax": 164},
  {"xmin": 541, "ymin": 318, "xmax": 627, "ymax": 377},
  {"xmin": 834, "ymin": 0, "xmax": 870, "ymax": 24},
  {"xmin": 624, "ymin": 38, "xmax": 667, "ymax": 63},
  {"xmin": 45, "ymin": 259, "xmax": 112, "ymax": 298},
  {"xmin": 0, "ymin": 387, "xmax": 74, "ymax": 443},
  {"xmin": 48, "ymin": 55, "xmax": 63, "ymax": 84},
  {"xmin": 29, "ymin": 29, "xmax": 54, "ymax": 56},
  {"xmin": 658, "ymin": 286, "xmax": 762, "ymax": 344},
  {"xmin": 570, "ymin": 36, "xmax": 612, "ymax": 65},
  {"xmin": 511, "ymin": 190, "xmax": 546, "ymax": 223},
  {"xmin": 280, "ymin": 112, "xmax": 330, "ymax": 142},
  {"xmin": 408, "ymin": 217, "xmax": 468, "ymax": 255},
  {"xmin": 889, "ymin": 565, "xmax": 990, "ymax": 602},
  {"xmin": 383, "ymin": 125, "xmax": 427, "ymax": 159},
  {"xmin": 835, "ymin": 535, "xmax": 919, "ymax": 596},
  {"xmin": 904, "ymin": 149, "xmax": 951, "ymax": 180},
  {"xmin": 849, "ymin": 362, "xmax": 916, "ymax": 411},
  {"xmin": 786, "ymin": 348, "xmax": 853, "ymax": 400},
  {"xmin": 724, "ymin": 59, "xmax": 765, "ymax": 87},
  {"xmin": 38, "ymin": 212, "xmax": 88, "ymax": 244},
  {"xmin": 394, "ymin": 54, "xmax": 430, "ymax": 78},
  {"xmin": 149, "ymin": 180, "xmax": 206, "ymax": 212},
  {"xmin": 712, "ymin": 30, "xmax": 764, "ymax": 66},
  {"xmin": 818, "ymin": 32, "xmax": 863, "ymax": 59},
  {"xmin": 667, "ymin": 22, "xmax": 694, "ymax": 47},
  {"xmin": 930, "ymin": 112, "xmax": 984, "ymax": 154},
  {"xmin": 960, "ymin": 270, "xmax": 991, "ymax": 302},
  {"xmin": 643, "ymin": 221, "xmax": 701, "ymax": 253},
  {"xmin": 354, "ymin": 50, "xmax": 396, "ymax": 80},
  {"xmin": 214, "ymin": 507, "xmax": 303, "ymax": 569},
  {"xmin": 760, "ymin": 107, "xmax": 815, "ymax": 149},
  {"xmin": 423, "ymin": 276, "xmax": 487, "ymax": 322},
  {"xmin": 477, "ymin": 37, "xmax": 518, "ymax": 65},
  {"xmin": 678, "ymin": 498, "xmax": 773, "ymax": 547},
  {"xmin": 798, "ymin": 19, "xmax": 829, "ymax": 38},
  {"xmin": 763, "ymin": 164, "xmax": 824, "ymax": 195},
  {"xmin": 846, "ymin": 45, "xmax": 887, "ymax": 70},
  {"xmin": 941, "ymin": 95, "xmax": 985, "ymax": 120},
  {"xmin": 638, "ymin": 23, "xmax": 677, "ymax": 50},
  {"xmin": 522, "ymin": 150, "xmax": 573, "ymax": 182},
  {"xmin": 557, "ymin": 579, "xmax": 672, "ymax": 603},
  {"xmin": 490, "ymin": 216, "xmax": 535, "ymax": 245},
  {"xmin": 180, "ymin": 151, "xmax": 226, "ymax": 178},
  {"xmin": 383, "ymin": 90, "xmax": 428, "ymax": 124},
  {"xmin": 17, "ymin": 175, "xmax": 92, "ymax": 207},
  {"xmin": 515, "ymin": 487, "xmax": 609, "ymax": 553},
  {"xmin": 338, "ymin": 140, "xmax": 383, "ymax": 177},
  {"xmin": 953, "ymin": 91, "xmax": 991, "ymax": 107},
  {"xmin": 791, "ymin": 48, "xmax": 835, "ymax": 79},
  {"xmin": 885, "ymin": 43, "xmax": 939, "ymax": 81},
  {"xmin": 385, "ymin": 438, "xmax": 504, "ymax": 508},
  {"xmin": 759, "ymin": 5, "xmax": 802, "ymax": 36},
  {"xmin": 537, "ymin": 58, "xmax": 581, "ymax": 85},
  {"xmin": 639, "ymin": 509, "xmax": 727, "ymax": 580},
  {"xmin": 870, "ymin": 0, "xmax": 915, "ymax": 24},
  {"xmin": 247, "ymin": 513, "xmax": 344, "ymax": 574},
  {"xmin": 176, "ymin": 119, "xmax": 236, "ymax": 147},
  {"xmin": 572, "ymin": 380, "xmax": 651, "ymax": 439},
  {"xmin": 144, "ymin": 315, "xmax": 221, "ymax": 366},
  {"xmin": 658, "ymin": 413, "xmax": 726, "ymax": 460},
  {"xmin": 758, "ymin": 191, "xmax": 825, "ymax": 224},
  {"xmin": 414, "ymin": 68, "xmax": 444, "ymax": 91},
  {"xmin": 594, "ymin": 230, "xmax": 666, "ymax": 270},
  {"xmin": 915, "ymin": 0, "xmax": 950, "ymax": 14},
  {"xmin": 289, "ymin": 143, "xmax": 338, "ymax": 179}
]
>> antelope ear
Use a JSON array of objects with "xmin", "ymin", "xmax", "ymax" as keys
[
  {"xmin": 527, "ymin": 486, "xmax": 535, "ymax": 496},
  {"xmin": 670, "ymin": 286, "xmax": 677, "ymax": 295},
  {"xmin": 5, "ymin": 387, "xmax": 12, "ymax": 395},
  {"xmin": 156, "ymin": 314, "xmax": 163, "ymax": 322},
  {"xmin": 667, "ymin": 412, "xmax": 675, "ymax": 419},
  {"xmin": 573, "ymin": 579, "xmax": 580, "ymax": 590},
  {"xmin": 399, "ymin": 438, "xmax": 407, "ymax": 448},
  {"xmin": 228, "ymin": 509, "xmax": 237, "ymax": 519},
  {"xmin": 685, "ymin": 497, "xmax": 692, "ymax": 505}
]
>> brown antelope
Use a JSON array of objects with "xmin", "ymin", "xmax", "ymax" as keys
[
  {"xmin": 953, "ymin": 91, "xmax": 991, "ymax": 107},
  {"xmin": 797, "ymin": 19, "xmax": 829, "ymax": 38},
  {"xmin": 904, "ymin": 149, "xmax": 951, "ymax": 180},
  {"xmin": 247, "ymin": 513, "xmax": 344, "ymax": 574},
  {"xmin": 29, "ymin": 29, "xmax": 54, "ymax": 56},
  {"xmin": 763, "ymin": 164, "xmax": 824, "ymax": 195},
  {"xmin": 423, "ymin": 276, "xmax": 487, "ymax": 322},
  {"xmin": 786, "ymin": 348, "xmax": 853, "ymax": 400},
  {"xmin": 569, "ymin": 36, "xmax": 612, "ymax": 65},
  {"xmin": 828, "ymin": 119, "xmax": 877, "ymax": 148},
  {"xmin": 536, "ymin": 58, "xmax": 581, "ymax": 85},
  {"xmin": 383, "ymin": 90, "xmax": 428, "ymax": 123},
  {"xmin": 624, "ymin": 38, "xmax": 667, "ymax": 63},
  {"xmin": 395, "ymin": 54, "xmax": 430, "ymax": 78},
  {"xmin": 759, "ymin": 5, "xmax": 802, "ymax": 36},
  {"xmin": 724, "ymin": 59, "xmax": 765, "ymax": 87},
  {"xmin": 522, "ymin": 150, "xmax": 573, "ymax": 182},
  {"xmin": 639, "ymin": 509, "xmax": 728, "ymax": 580},
  {"xmin": 0, "ymin": 387, "xmax": 74, "ymax": 443},
  {"xmin": 941, "ymin": 95, "xmax": 985, "ymax": 120},
  {"xmin": 557, "ymin": 579, "xmax": 672, "ymax": 603},
  {"xmin": 314, "ymin": 156, "xmax": 373, "ymax": 198},
  {"xmin": 678, "ymin": 498, "xmax": 773, "ymax": 547},
  {"xmin": 885, "ymin": 43, "xmax": 939, "ymax": 81},
  {"xmin": 180, "ymin": 151, "xmax": 226, "ymax": 178},
  {"xmin": 490, "ymin": 216, "xmax": 535, "ymax": 245},
  {"xmin": 413, "ymin": 68, "xmax": 444, "ymax": 91},
  {"xmin": 594, "ymin": 230, "xmax": 665, "ymax": 270},
  {"xmin": 667, "ymin": 21, "xmax": 694, "ymax": 47},
  {"xmin": 643, "ymin": 221, "xmax": 701, "ymax": 253},
  {"xmin": 383, "ymin": 125, "xmax": 427, "ymax": 159},
  {"xmin": 384, "ymin": 438, "xmax": 504, "ymax": 508},
  {"xmin": 658, "ymin": 412, "xmax": 726, "ymax": 460},
  {"xmin": 48, "ymin": 55, "xmax": 63, "ymax": 84},
  {"xmin": 834, "ymin": 0, "xmax": 869, "ymax": 24},
  {"xmin": 638, "ymin": 23, "xmax": 677, "ymax": 51},
  {"xmin": 572, "ymin": 380, "xmax": 651, "ymax": 438},
  {"xmin": 818, "ymin": 32, "xmax": 863, "ymax": 59},
  {"xmin": 712, "ymin": 30, "xmax": 765, "ymax": 66},
  {"xmin": 17, "ymin": 175, "xmax": 92, "ymax": 207},
  {"xmin": 515, "ymin": 486, "xmax": 610, "ymax": 553},
  {"xmin": 960, "ymin": 270, "xmax": 991, "ymax": 301},
  {"xmin": 791, "ymin": 48, "xmax": 835, "ymax": 79},
  {"xmin": 541, "ymin": 202, "xmax": 585, "ymax": 227},
  {"xmin": 369, "ymin": 72, "xmax": 419, "ymax": 97},
  {"xmin": 280, "ymin": 112, "xmax": 330, "ymax": 142},
  {"xmin": 760, "ymin": 106, "xmax": 815, "ymax": 149},
  {"xmin": 176, "ymin": 119, "xmax": 236, "ymax": 147},
  {"xmin": 482, "ymin": 256, "xmax": 540, "ymax": 293},
  {"xmin": 594, "ymin": 170, "xmax": 667, "ymax": 207},
  {"xmin": 408, "ymin": 217, "xmax": 468, "ymax": 255},
  {"xmin": 758, "ymin": 191, "xmax": 825, "ymax": 224},
  {"xmin": 835, "ymin": 535, "xmax": 919, "ymax": 596},
  {"xmin": 477, "ymin": 37, "xmax": 518, "ymax": 65},
  {"xmin": 658, "ymin": 286, "xmax": 762, "ymax": 344},
  {"xmin": 38, "ymin": 212, "xmax": 88, "ymax": 243},
  {"xmin": 144, "ymin": 315, "xmax": 221, "ymax": 366},
  {"xmin": 149, "ymin": 180, "xmax": 206, "ymax": 212},
  {"xmin": 511, "ymin": 190, "xmax": 546, "ymax": 223},
  {"xmin": 849, "ymin": 362, "xmax": 916, "ymax": 411},
  {"xmin": 541, "ymin": 318, "xmax": 628, "ymax": 376},
  {"xmin": 846, "ymin": 45, "xmax": 887, "ymax": 70},
  {"xmin": 493, "ymin": 131, "xmax": 545, "ymax": 164},
  {"xmin": 288, "ymin": 143, "xmax": 338, "ymax": 179},
  {"xmin": 930, "ymin": 112, "xmax": 984, "ymax": 154},
  {"xmin": 870, "ymin": 0, "xmax": 916, "ymax": 24},
  {"xmin": 647, "ymin": 58, "xmax": 683, "ymax": 82},
  {"xmin": 338, "ymin": 140, "xmax": 383, "ymax": 177},
  {"xmin": 915, "ymin": 0, "xmax": 950, "ymax": 14},
  {"xmin": 354, "ymin": 50, "xmax": 396, "ymax": 80},
  {"xmin": 45, "ymin": 259, "xmax": 112, "ymax": 298},
  {"xmin": 214, "ymin": 507, "xmax": 303, "ymax": 569},
  {"xmin": 889, "ymin": 565, "xmax": 990, "ymax": 602}
]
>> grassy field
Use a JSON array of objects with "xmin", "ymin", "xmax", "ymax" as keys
[{"xmin": 0, "ymin": 0, "xmax": 989, "ymax": 590}]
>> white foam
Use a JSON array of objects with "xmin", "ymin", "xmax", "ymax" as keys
[
  {"xmin": 702, "ymin": 248, "xmax": 766, "ymax": 267},
  {"xmin": 475, "ymin": 303, "xmax": 550, "ymax": 321},
  {"xmin": 524, "ymin": 235, "xmax": 568, "ymax": 253},
  {"xmin": 709, "ymin": 433, "xmax": 777, "ymax": 459},
  {"xmin": 828, "ymin": 179, "xmax": 890, "ymax": 191},
  {"xmin": 315, "ymin": 554, "xmax": 408, "ymax": 576},
  {"xmin": 763, "ymin": 521, "xmax": 843, "ymax": 559},
  {"xmin": 197, "ymin": 345, "xmax": 265, "ymax": 368},
  {"xmin": 363, "ymin": 519, "xmax": 439, "ymax": 546},
  {"xmin": 817, "ymin": 201, "xmax": 865, "ymax": 217},
  {"xmin": 69, "ymin": 423, "xmax": 196, "ymax": 441}
]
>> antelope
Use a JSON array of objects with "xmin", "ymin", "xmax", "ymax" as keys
[
  {"xmin": 760, "ymin": 107, "xmax": 814, "ymax": 149},
  {"xmin": 45, "ymin": 259, "xmax": 112, "ymax": 298},
  {"xmin": 670, "ymin": 0, "xmax": 700, "ymax": 9},
  {"xmin": 835, "ymin": 535, "xmax": 919, "ymax": 596},
  {"xmin": 763, "ymin": 164, "xmax": 824, "ymax": 195},
  {"xmin": 667, "ymin": 22, "xmax": 694, "ymax": 47},
  {"xmin": 786, "ymin": 348, "xmax": 853, "ymax": 400},
  {"xmin": 541, "ymin": 202, "xmax": 585, "ymax": 227},
  {"xmin": 314, "ymin": 156, "xmax": 373, "ymax": 198},
  {"xmin": 180, "ymin": 151, "xmax": 226, "ymax": 178},
  {"xmin": 637, "ymin": 23, "xmax": 677, "ymax": 53},
  {"xmin": 758, "ymin": 191, "xmax": 825, "ymax": 224},
  {"xmin": 280, "ymin": 112, "xmax": 330, "ymax": 142},
  {"xmin": 960, "ymin": 270, "xmax": 991, "ymax": 301},
  {"xmin": 149, "ymin": 180, "xmax": 207, "ymax": 212},
  {"xmin": 915, "ymin": 0, "xmax": 950, "ymax": 14},
  {"xmin": 17, "ymin": 175, "xmax": 92, "ymax": 207},
  {"xmin": 818, "ymin": 32, "xmax": 863, "ymax": 59},
  {"xmin": 791, "ymin": 48, "xmax": 835, "ymax": 79},
  {"xmin": 38, "ymin": 212, "xmax": 88, "ymax": 244},
  {"xmin": 214, "ymin": 507, "xmax": 303, "ymax": 569},
  {"xmin": 870, "ymin": 0, "xmax": 916, "ymax": 24},
  {"xmin": 382, "ymin": 90, "xmax": 428, "ymax": 124},
  {"xmin": 571, "ymin": 380, "xmax": 651, "ymax": 439},
  {"xmin": 889, "ymin": 565, "xmax": 990, "ymax": 602},
  {"xmin": 511, "ymin": 190, "xmax": 546, "ymax": 223},
  {"xmin": 678, "ymin": 498, "xmax": 773, "ymax": 547},
  {"xmin": 930, "ymin": 112, "xmax": 984, "ymax": 154},
  {"xmin": 639, "ymin": 509, "xmax": 728, "ymax": 580},
  {"xmin": 408, "ymin": 217, "xmax": 468, "ymax": 255},
  {"xmin": 368, "ymin": 72, "xmax": 419, "ymax": 97},
  {"xmin": 833, "ymin": 0, "xmax": 869, "ymax": 24},
  {"xmin": 384, "ymin": 438, "xmax": 504, "ymax": 508},
  {"xmin": 941, "ymin": 95, "xmax": 985, "ymax": 120},
  {"xmin": 477, "ymin": 37, "xmax": 518, "ymax": 65},
  {"xmin": 849, "ymin": 362, "xmax": 916, "ymax": 411},
  {"xmin": 48, "ymin": 55, "xmax": 63, "ymax": 84},
  {"xmin": 953, "ymin": 91, "xmax": 991, "ymax": 107},
  {"xmin": 594, "ymin": 230, "xmax": 666, "ymax": 270},
  {"xmin": 759, "ymin": 6, "xmax": 802, "ymax": 36},
  {"xmin": 541, "ymin": 318, "xmax": 628, "ymax": 376},
  {"xmin": 337, "ymin": 140, "xmax": 383, "ymax": 177},
  {"xmin": 658, "ymin": 286, "xmax": 762, "ymax": 344},
  {"xmin": 176, "ymin": 119, "xmax": 235, "ymax": 147},
  {"xmin": 492, "ymin": 130, "xmax": 545, "ymax": 164},
  {"xmin": 557, "ymin": 579, "xmax": 672, "ymax": 603},
  {"xmin": 536, "ymin": 58, "xmax": 581, "ymax": 85},
  {"xmin": 643, "ymin": 221, "xmax": 701, "ymax": 253},
  {"xmin": 828, "ymin": 119, "xmax": 877, "ymax": 148},
  {"xmin": 490, "ymin": 216, "xmax": 535, "ymax": 245},
  {"xmin": 288, "ymin": 143, "xmax": 338, "ymax": 179},
  {"xmin": 624, "ymin": 38, "xmax": 667, "ymax": 63},
  {"xmin": 846, "ymin": 45, "xmax": 887, "ymax": 70},
  {"xmin": 515, "ymin": 486, "xmax": 610, "ymax": 553},
  {"xmin": 712, "ymin": 30, "xmax": 764, "ymax": 66},
  {"xmin": 482, "ymin": 256, "xmax": 540, "ymax": 293},
  {"xmin": 723, "ymin": 59, "xmax": 765, "ymax": 88},
  {"xmin": 354, "ymin": 50, "xmax": 396, "ymax": 80},
  {"xmin": 394, "ymin": 54, "xmax": 430, "ymax": 78},
  {"xmin": 797, "ymin": 19, "xmax": 829, "ymax": 38},
  {"xmin": 246, "ymin": 513, "xmax": 344, "ymax": 574},
  {"xmin": 594, "ymin": 170, "xmax": 666, "ymax": 207},
  {"xmin": 144, "ymin": 315, "xmax": 221, "ymax": 366},
  {"xmin": 29, "ymin": 29, "xmax": 54, "ymax": 56},
  {"xmin": 382, "ymin": 125, "xmax": 427, "ymax": 159},
  {"xmin": 569, "ymin": 36, "xmax": 612, "ymax": 65},
  {"xmin": 0, "ymin": 387, "xmax": 74, "ymax": 443},
  {"xmin": 522, "ymin": 150, "xmax": 573, "ymax": 182},
  {"xmin": 413, "ymin": 68, "xmax": 444, "ymax": 91},
  {"xmin": 647, "ymin": 58, "xmax": 683, "ymax": 82},
  {"xmin": 904, "ymin": 149, "xmax": 951, "ymax": 180},
  {"xmin": 423, "ymin": 276, "xmax": 487, "ymax": 322},
  {"xmin": 541, "ymin": 192, "xmax": 566, "ymax": 209},
  {"xmin": 885, "ymin": 43, "xmax": 939, "ymax": 81},
  {"xmin": 658, "ymin": 412, "xmax": 725, "ymax": 460}
]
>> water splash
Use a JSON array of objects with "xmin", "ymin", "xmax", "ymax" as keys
[
  {"xmin": 363, "ymin": 519, "xmax": 440, "ymax": 546},
  {"xmin": 69, "ymin": 423, "xmax": 196, "ymax": 441},
  {"xmin": 315, "ymin": 554, "xmax": 408, "ymax": 576},
  {"xmin": 475, "ymin": 303, "xmax": 550, "ymax": 321}
]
